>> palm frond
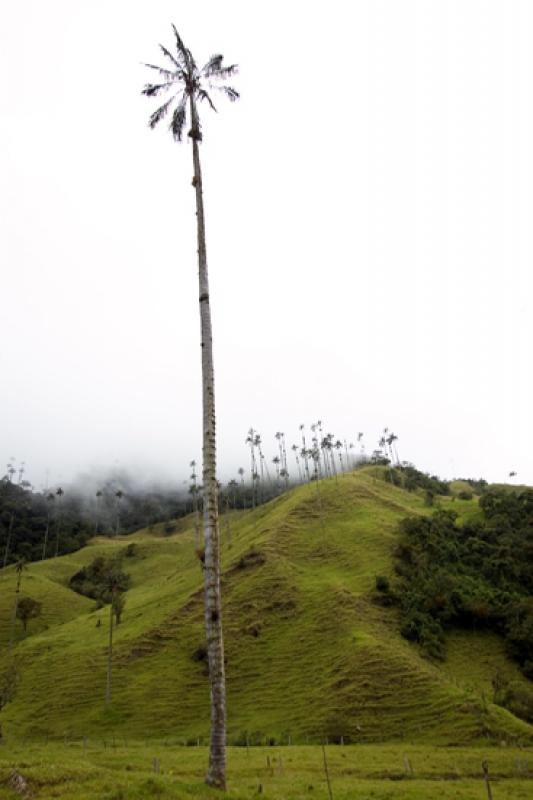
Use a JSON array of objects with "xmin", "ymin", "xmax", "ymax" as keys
[
  {"xmin": 170, "ymin": 94, "xmax": 187, "ymax": 142},
  {"xmin": 198, "ymin": 89, "xmax": 217, "ymax": 112},
  {"xmin": 159, "ymin": 43, "xmax": 182, "ymax": 70},
  {"xmin": 148, "ymin": 96, "xmax": 175, "ymax": 129},
  {"xmin": 142, "ymin": 81, "xmax": 176, "ymax": 98},
  {"xmin": 202, "ymin": 54, "xmax": 223, "ymax": 76},
  {"xmin": 143, "ymin": 63, "xmax": 177, "ymax": 79},
  {"xmin": 212, "ymin": 85, "xmax": 239, "ymax": 102},
  {"xmin": 207, "ymin": 63, "xmax": 238, "ymax": 80},
  {"xmin": 171, "ymin": 25, "xmax": 189, "ymax": 65}
]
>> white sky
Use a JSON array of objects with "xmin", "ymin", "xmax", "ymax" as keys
[{"xmin": 1, "ymin": 0, "xmax": 532, "ymax": 489}]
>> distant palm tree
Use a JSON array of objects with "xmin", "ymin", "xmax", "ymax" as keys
[
  {"xmin": 335, "ymin": 440, "xmax": 344, "ymax": 474},
  {"xmin": 246, "ymin": 429, "xmax": 257, "ymax": 508},
  {"xmin": 6, "ymin": 461, "xmax": 16, "ymax": 483},
  {"xmin": 299, "ymin": 425, "xmax": 310, "ymax": 482},
  {"xmin": 104, "ymin": 568, "xmax": 128, "ymax": 707},
  {"xmin": 227, "ymin": 479, "xmax": 238, "ymax": 508},
  {"xmin": 9, "ymin": 559, "xmax": 25, "ymax": 651},
  {"xmin": 42, "ymin": 492, "xmax": 55, "ymax": 560},
  {"xmin": 291, "ymin": 444, "xmax": 302, "ymax": 482},
  {"xmin": 142, "ymin": 27, "xmax": 238, "ymax": 789},
  {"xmin": 190, "ymin": 461, "xmax": 200, "ymax": 549},
  {"xmin": 94, "ymin": 490, "xmax": 103, "ymax": 535},
  {"xmin": 54, "ymin": 487, "xmax": 64, "ymax": 557},
  {"xmin": 114, "ymin": 490, "xmax": 124, "ymax": 536},
  {"xmin": 272, "ymin": 455, "xmax": 281, "ymax": 490},
  {"xmin": 2, "ymin": 511, "xmax": 15, "ymax": 568}
]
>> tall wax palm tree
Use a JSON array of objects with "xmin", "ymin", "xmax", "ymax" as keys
[
  {"xmin": 237, "ymin": 467, "xmax": 245, "ymax": 508},
  {"xmin": 104, "ymin": 568, "xmax": 128, "ymax": 707},
  {"xmin": 42, "ymin": 492, "xmax": 55, "ymax": 560},
  {"xmin": 190, "ymin": 460, "xmax": 201, "ymax": 550},
  {"xmin": 114, "ymin": 490, "xmax": 124, "ymax": 536},
  {"xmin": 299, "ymin": 424, "xmax": 310, "ymax": 482},
  {"xmin": 6, "ymin": 461, "xmax": 16, "ymax": 483},
  {"xmin": 9, "ymin": 559, "xmax": 25, "ymax": 651},
  {"xmin": 54, "ymin": 487, "xmax": 64, "ymax": 557},
  {"xmin": 291, "ymin": 444, "xmax": 302, "ymax": 482},
  {"xmin": 2, "ymin": 511, "xmax": 15, "ymax": 568},
  {"xmin": 246, "ymin": 429, "xmax": 257, "ymax": 509},
  {"xmin": 94, "ymin": 490, "xmax": 103, "ymax": 535},
  {"xmin": 143, "ymin": 26, "xmax": 238, "ymax": 790}
]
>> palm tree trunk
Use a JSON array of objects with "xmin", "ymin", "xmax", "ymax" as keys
[
  {"xmin": 9, "ymin": 566, "xmax": 23, "ymax": 651},
  {"xmin": 105, "ymin": 600, "xmax": 113, "ymax": 706},
  {"xmin": 190, "ymin": 97, "xmax": 226, "ymax": 791},
  {"xmin": 42, "ymin": 512, "xmax": 50, "ymax": 560},
  {"xmin": 3, "ymin": 512, "xmax": 15, "ymax": 568}
]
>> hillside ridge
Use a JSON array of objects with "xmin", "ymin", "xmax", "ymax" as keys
[{"xmin": 0, "ymin": 467, "xmax": 532, "ymax": 745}]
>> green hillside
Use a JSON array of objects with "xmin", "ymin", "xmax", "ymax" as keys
[{"xmin": 1, "ymin": 467, "xmax": 532, "ymax": 745}]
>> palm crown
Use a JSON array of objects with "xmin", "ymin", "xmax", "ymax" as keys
[{"xmin": 142, "ymin": 25, "xmax": 239, "ymax": 142}]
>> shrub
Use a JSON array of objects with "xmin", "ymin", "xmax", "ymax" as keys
[
  {"xmin": 375, "ymin": 575, "xmax": 390, "ymax": 593},
  {"xmin": 192, "ymin": 644, "xmax": 208, "ymax": 662}
]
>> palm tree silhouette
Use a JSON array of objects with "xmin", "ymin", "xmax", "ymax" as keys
[
  {"xmin": 94, "ymin": 490, "xmax": 103, "ymax": 535},
  {"xmin": 142, "ymin": 27, "xmax": 237, "ymax": 789},
  {"xmin": 54, "ymin": 487, "xmax": 64, "ymax": 557},
  {"xmin": 9, "ymin": 559, "xmax": 25, "ymax": 650},
  {"xmin": 114, "ymin": 490, "xmax": 124, "ymax": 536},
  {"xmin": 42, "ymin": 492, "xmax": 55, "ymax": 560}
]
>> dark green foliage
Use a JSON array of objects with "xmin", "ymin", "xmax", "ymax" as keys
[
  {"xmin": 69, "ymin": 556, "xmax": 130, "ymax": 604},
  {"xmin": 124, "ymin": 543, "xmax": 137, "ymax": 558},
  {"xmin": 192, "ymin": 644, "xmax": 208, "ymax": 662},
  {"xmin": 0, "ymin": 662, "xmax": 19, "ymax": 711},
  {"xmin": 399, "ymin": 465, "xmax": 450, "ymax": 496},
  {"xmin": 16, "ymin": 596, "xmax": 42, "ymax": 631},
  {"xmin": 457, "ymin": 490, "xmax": 474, "ymax": 501},
  {"xmin": 493, "ymin": 673, "xmax": 533, "ymax": 723},
  {"xmin": 394, "ymin": 489, "xmax": 533, "ymax": 678},
  {"xmin": 0, "ymin": 479, "xmax": 91, "ymax": 565},
  {"xmin": 375, "ymin": 575, "xmax": 390, "ymax": 593},
  {"xmin": 460, "ymin": 477, "xmax": 489, "ymax": 495}
]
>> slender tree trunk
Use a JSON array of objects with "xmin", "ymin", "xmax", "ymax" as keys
[
  {"xmin": 105, "ymin": 599, "xmax": 113, "ymax": 706},
  {"xmin": 190, "ymin": 99, "xmax": 226, "ymax": 790},
  {"xmin": 9, "ymin": 566, "xmax": 23, "ymax": 651},
  {"xmin": 42, "ymin": 511, "xmax": 50, "ymax": 561},
  {"xmin": 3, "ymin": 513, "xmax": 15, "ymax": 568}
]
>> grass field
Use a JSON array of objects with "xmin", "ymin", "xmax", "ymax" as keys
[
  {"xmin": 1, "ymin": 741, "xmax": 532, "ymax": 798},
  {"xmin": 0, "ymin": 467, "xmax": 532, "ymax": 751}
]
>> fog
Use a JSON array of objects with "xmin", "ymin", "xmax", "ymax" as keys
[{"xmin": 1, "ymin": 0, "xmax": 532, "ymax": 491}]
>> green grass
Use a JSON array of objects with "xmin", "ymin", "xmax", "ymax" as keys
[
  {"xmin": 0, "ymin": 467, "xmax": 532, "ymax": 747},
  {"xmin": 0, "ymin": 742, "xmax": 532, "ymax": 799}
]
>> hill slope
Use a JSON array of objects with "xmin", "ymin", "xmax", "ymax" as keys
[{"xmin": 0, "ymin": 468, "xmax": 531, "ymax": 744}]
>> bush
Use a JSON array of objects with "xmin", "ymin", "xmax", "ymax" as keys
[
  {"xmin": 375, "ymin": 575, "xmax": 390, "ymax": 593},
  {"xmin": 69, "ymin": 556, "xmax": 130, "ymax": 603},
  {"xmin": 191, "ymin": 644, "xmax": 208, "ymax": 662},
  {"xmin": 458, "ymin": 490, "xmax": 474, "ymax": 501},
  {"xmin": 493, "ymin": 677, "xmax": 533, "ymax": 724}
]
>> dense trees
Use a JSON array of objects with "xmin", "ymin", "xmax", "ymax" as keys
[
  {"xmin": 0, "ymin": 476, "xmax": 202, "ymax": 566},
  {"xmin": 392, "ymin": 488, "xmax": 533, "ymax": 681}
]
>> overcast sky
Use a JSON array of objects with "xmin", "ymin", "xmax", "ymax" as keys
[{"xmin": 1, "ymin": 0, "xmax": 532, "ymax": 490}]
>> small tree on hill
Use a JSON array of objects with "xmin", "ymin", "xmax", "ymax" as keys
[
  {"xmin": 104, "ymin": 568, "xmax": 128, "ymax": 707},
  {"xmin": 16, "ymin": 597, "xmax": 42, "ymax": 631}
]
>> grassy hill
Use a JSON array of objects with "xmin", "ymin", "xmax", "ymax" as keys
[{"xmin": 1, "ymin": 467, "xmax": 532, "ymax": 745}]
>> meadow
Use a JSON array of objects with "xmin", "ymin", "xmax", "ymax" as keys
[{"xmin": 1, "ymin": 741, "xmax": 533, "ymax": 799}]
